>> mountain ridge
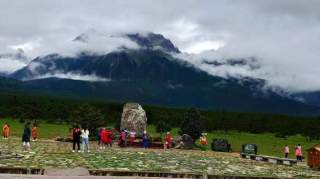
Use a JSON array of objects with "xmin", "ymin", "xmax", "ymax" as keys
[{"xmin": 3, "ymin": 32, "xmax": 320, "ymax": 115}]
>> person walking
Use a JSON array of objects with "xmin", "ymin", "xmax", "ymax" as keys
[
  {"xmin": 31, "ymin": 123, "xmax": 38, "ymax": 141},
  {"xmin": 81, "ymin": 128, "xmax": 90, "ymax": 152},
  {"xmin": 284, "ymin": 145, "xmax": 290, "ymax": 158},
  {"xmin": 2, "ymin": 122, "xmax": 10, "ymax": 139},
  {"xmin": 72, "ymin": 126, "xmax": 81, "ymax": 152},
  {"xmin": 22, "ymin": 122, "xmax": 31, "ymax": 151}
]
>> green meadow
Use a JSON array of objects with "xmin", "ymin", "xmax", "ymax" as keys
[{"xmin": 1, "ymin": 118, "xmax": 319, "ymax": 158}]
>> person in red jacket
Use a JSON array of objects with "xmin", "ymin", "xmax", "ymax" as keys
[
  {"xmin": 106, "ymin": 130, "xmax": 113, "ymax": 147},
  {"xmin": 31, "ymin": 123, "xmax": 38, "ymax": 141},
  {"xmin": 100, "ymin": 128, "xmax": 108, "ymax": 149},
  {"xmin": 164, "ymin": 131, "xmax": 172, "ymax": 149}
]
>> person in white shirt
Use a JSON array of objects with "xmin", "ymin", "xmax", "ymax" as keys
[{"xmin": 81, "ymin": 128, "xmax": 90, "ymax": 152}]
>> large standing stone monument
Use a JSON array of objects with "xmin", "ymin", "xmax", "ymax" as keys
[{"xmin": 120, "ymin": 103, "xmax": 147, "ymax": 136}]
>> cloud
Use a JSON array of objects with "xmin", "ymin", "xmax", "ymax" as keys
[
  {"xmin": 0, "ymin": 0, "xmax": 320, "ymax": 91},
  {"xmin": 0, "ymin": 57, "xmax": 27, "ymax": 74},
  {"xmin": 26, "ymin": 72, "xmax": 111, "ymax": 82}
]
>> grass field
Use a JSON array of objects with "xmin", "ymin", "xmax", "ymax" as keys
[{"xmin": 1, "ymin": 118, "xmax": 319, "ymax": 159}]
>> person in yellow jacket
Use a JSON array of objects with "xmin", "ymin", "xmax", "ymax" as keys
[{"xmin": 2, "ymin": 122, "xmax": 10, "ymax": 139}]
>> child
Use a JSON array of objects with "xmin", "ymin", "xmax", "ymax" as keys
[
  {"xmin": 2, "ymin": 122, "xmax": 10, "ymax": 139},
  {"xmin": 31, "ymin": 124, "xmax": 38, "ymax": 141},
  {"xmin": 22, "ymin": 122, "xmax": 31, "ymax": 151}
]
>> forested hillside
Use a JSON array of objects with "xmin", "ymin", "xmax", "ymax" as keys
[{"xmin": 0, "ymin": 91, "xmax": 319, "ymax": 140}]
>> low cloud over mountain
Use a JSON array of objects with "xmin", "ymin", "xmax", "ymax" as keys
[{"xmin": 1, "ymin": 0, "xmax": 320, "ymax": 92}]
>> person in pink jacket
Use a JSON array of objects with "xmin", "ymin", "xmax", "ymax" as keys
[
  {"xmin": 295, "ymin": 144, "xmax": 302, "ymax": 161},
  {"xmin": 284, "ymin": 145, "xmax": 289, "ymax": 158}
]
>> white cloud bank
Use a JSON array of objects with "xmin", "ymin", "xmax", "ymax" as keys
[
  {"xmin": 27, "ymin": 72, "xmax": 110, "ymax": 82},
  {"xmin": 0, "ymin": 0, "xmax": 320, "ymax": 91}
]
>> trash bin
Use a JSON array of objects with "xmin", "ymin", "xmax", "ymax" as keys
[
  {"xmin": 211, "ymin": 138, "xmax": 231, "ymax": 152},
  {"xmin": 242, "ymin": 144, "xmax": 258, "ymax": 155}
]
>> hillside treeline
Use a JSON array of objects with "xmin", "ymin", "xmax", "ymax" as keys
[{"xmin": 0, "ymin": 92, "xmax": 319, "ymax": 140}]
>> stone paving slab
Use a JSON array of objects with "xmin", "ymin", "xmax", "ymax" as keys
[
  {"xmin": 0, "ymin": 138, "xmax": 320, "ymax": 178},
  {"xmin": 0, "ymin": 174, "xmax": 170, "ymax": 179}
]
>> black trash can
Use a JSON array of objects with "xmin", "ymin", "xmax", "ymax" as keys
[{"xmin": 211, "ymin": 138, "xmax": 231, "ymax": 152}]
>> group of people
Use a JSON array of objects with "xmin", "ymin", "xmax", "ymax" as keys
[
  {"xmin": 118, "ymin": 130, "xmax": 151, "ymax": 149},
  {"xmin": 2, "ymin": 122, "xmax": 38, "ymax": 150},
  {"xmin": 71, "ymin": 126, "xmax": 90, "ymax": 152},
  {"xmin": 284, "ymin": 144, "xmax": 303, "ymax": 161},
  {"xmin": 1, "ymin": 122, "xmax": 306, "ymax": 162},
  {"xmin": 70, "ymin": 126, "xmax": 175, "ymax": 152}
]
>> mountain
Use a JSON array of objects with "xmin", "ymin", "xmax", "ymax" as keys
[
  {"xmin": 293, "ymin": 91, "xmax": 320, "ymax": 107},
  {"xmin": 5, "ymin": 33, "xmax": 320, "ymax": 115},
  {"xmin": 126, "ymin": 33, "xmax": 180, "ymax": 53}
]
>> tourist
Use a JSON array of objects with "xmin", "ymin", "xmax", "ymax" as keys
[
  {"xmin": 2, "ymin": 122, "xmax": 10, "ymax": 139},
  {"xmin": 81, "ymin": 127, "xmax": 90, "ymax": 152},
  {"xmin": 164, "ymin": 131, "xmax": 172, "ymax": 149},
  {"xmin": 124, "ymin": 130, "xmax": 129, "ymax": 147},
  {"xmin": 199, "ymin": 133, "xmax": 208, "ymax": 146},
  {"xmin": 295, "ymin": 144, "xmax": 302, "ymax": 161},
  {"xmin": 72, "ymin": 125, "xmax": 81, "ymax": 152},
  {"xmin": 284, "ymin": 145, "xmax": 289, "ymax": 158},
  {"xmin": 106, "ymin": 129, "xmax": 113, "ymax": 147},
  {"xmin": 22, "ymin": 122, "xmax": 31, "ymax": 151},
  {"xmin": 31, "ymin": 123, "xmax": 38, "ymax": 141},
  {"xmin": 95, "ymin": 128, "xmax": 102, "ymax": 147},
  {"xmin": 100, "ymin": 128, "xmax": 108, "ymax": 149},
  {"xmin": 119, "ymin": 130, "xmax": 127, "ymax": 147},
  {"xmin": 129, "ymin": 131, "xmax": 136, "ymax": 146},
  {"xmin": 142, "ymin": 131, "xmax": 149, "ymax": 149}
]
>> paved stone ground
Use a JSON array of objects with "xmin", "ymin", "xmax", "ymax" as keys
[
  {"xmin": 0, "ymin": 174, "xmax": 168, "ymax": 179},
  {"xmin": 0, "ymin": 138, "xmax": 320, "ymax": 178}
]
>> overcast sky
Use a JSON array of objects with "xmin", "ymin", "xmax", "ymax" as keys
[{"xmin": 0, "ymin": 0, "xmax": 320, "ymax": 92}]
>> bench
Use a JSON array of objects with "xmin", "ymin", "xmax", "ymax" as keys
[{"xmin": 241, "ymin": 153, "xmax": 297, "ymax": 166}]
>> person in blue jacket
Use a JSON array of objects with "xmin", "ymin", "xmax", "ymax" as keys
[
  {"xmin": 142, "ymin": 131, "xmax": 149, "ymax": 149},
  {"xmin": 22, "ymin": 122, "xmax": 31, "ymax": 150}
]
